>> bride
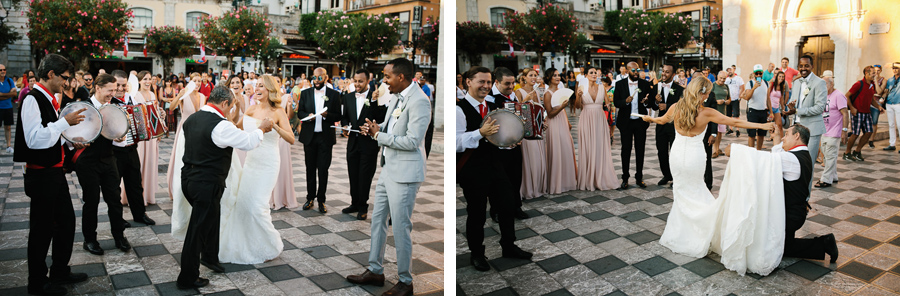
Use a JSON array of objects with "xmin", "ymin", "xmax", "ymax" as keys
[
  {"xmin": 171, "ymin": 75, "xmax": 294, "ymax": 264},
  {"xmin": 644, "ymin": 77, "xmax": 780, "ymax": 275}
]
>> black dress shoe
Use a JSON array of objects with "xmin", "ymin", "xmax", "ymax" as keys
[
  {"xmin": 200, "ymin": 258, "xmax": 225, "ymax": 273},
  {"xmin": 50, "ymin": 272, "xmax": 88, "ymax": 285},
  {"xmin": 470, "ymin": 254, "xmax": 490, "ymax": 271},
  {"xmin": 318, "ymin": 203, "xmax": 328, "ymax": 213},
  {"xmin": 823, "ymin": 233, "xmax": 838, "ymax": 263},
  {"xmin": 123, "ymin": 221, "xmax": 132, "ymax": 228},
  {"xmin": 357, "ymin": 212, "xmax": 367, "ymax": 220},
  {"xmin": 176, "ymin": 278, "xmax": 209, "ymax": 289},
  {"xmin": 618, "ymin": 181, "xmax": 629, "ymax": 190},
  {"xmin": 657, "ymin": 178, "xmax": 671, "ymax": 186},
  {"xmin": 114, "ymin": 237, "xmax": 131, "ymax": 252},
  {"xmin": 27, "ymin": 283, "xmax": 67, "ymax": 296},
  {"xmin": 514, "ymin": 208, "xmax": 529, "ymax": 220},
  {"xmin": 303, "ymin": 200, "xmax": 315, "ymax": 210},
  {"xmin": 883, "ymin": 146, "xmax": 896, "ymax": 151},
  {"xmin": 635, "ymin": 180, "xmax": 647, "ymax": 188},
  {"xmin": 502, "ymin": 245, "xmax": 533, "ymax": 260},
  {"xmin": 342, "ymin": 205, "xmax": 359, "ymax": 214},
  {"xmin": 83, "ymin": 241, "xmax": 104, "ymax": 255},
  {"xmin": 136, "ymin": 214, "xmax": 156, "ymax": 225}
]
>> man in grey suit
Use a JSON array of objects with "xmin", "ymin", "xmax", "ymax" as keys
[
  {"xmin": 783, "ymin": 55, "xmax": 827, "ymax": 198},
  {"xmin": 346, "ymin": 58, "xmax": 430, "ymax": 296}
]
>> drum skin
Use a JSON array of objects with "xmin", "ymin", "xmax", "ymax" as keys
[
  {"xmin": 60, "ymin": 101, "xmax": 102, "ymax": 144},
  {"xmin": 99, "ymin": 105, "xmax": 130, "ymax": 140},
  {"xmin": 482, "ymin": 109, "xmax": 526, "ymax": 148}
]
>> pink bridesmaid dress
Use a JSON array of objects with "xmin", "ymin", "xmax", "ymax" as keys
[
  {"xmin": 517, "ymin": 88, "xmax": 548, "ymax": 199},
  {"xmin": 544, "ymin": 89, "xmax": 578, "ymax": 194},
  {"xmin": 270, "ymin": 95, "xmax": 298, "ymax": 209},
  {"xmin": 576, "ymin": 85, "xmax": 618, "ymax": 191},
  {"xmin": 166, "ymin": 92, "xmax": 199, "ymax": 200},
  {"xmin": 122, "ymin": 91, "xmax": 159, "ymax": 205}
]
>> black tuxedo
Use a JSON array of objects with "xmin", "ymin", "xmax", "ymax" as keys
[
  {"xmin": 649, "ymin": 81, "xmax": 684, "ymax": 181},
  {"xmin": 110, "ymin": 96, "xmax": 146, "ymax": 220},
  {"xmin": 297, "ymin": 86, "xmax": 343, "ymax": 203},
  {"xmin": 613, "ymin": 78, "xmax": 653, "ymax": 182},
  {"xmin": 488, "ymin": 91, "xmax": 524, "ymax": 209},
  {"xmin": 340, "ymin": 89, "xmax": 386, "ymax": 212},
  {"xmin": 702, "ymin": 89, "xmax": 718, "ymax": 189},
  {"xmin": 74, "ymin": 111, "xmax": 126, "ymax": 243}
]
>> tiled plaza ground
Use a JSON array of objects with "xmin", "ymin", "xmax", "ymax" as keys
[
  {"xmin": 0, "ymin": 123, "xmax": 445, "ymax": 295},
  {"xmin": 456, "ymin": 111, "xmax": 900, "ymax": 296}
]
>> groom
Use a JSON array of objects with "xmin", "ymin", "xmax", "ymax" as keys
[
  {"xmin": 346, "ymin": 58, "xmax": 430, "ymax": 296},
  {"xmin": 782, "ymin": 55, "xmax": 827, "ymax": 199},
  {"xmin": 177, "ymin": 86, "xmax": 273, "ymax": 289}
]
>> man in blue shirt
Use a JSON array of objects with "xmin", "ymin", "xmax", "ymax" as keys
[
  {"xmin": 883, "ymin": 62, "xmax": 900, "ymax": 151},
  {"xmin": 0, "ymin": 64, "xmax": 17, "ymax": 153}
]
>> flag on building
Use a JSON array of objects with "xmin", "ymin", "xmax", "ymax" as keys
[
  {"xmin": 123, "ymin": 35, "xmax": 129, "ymax": 57},
  {"xmin": 199, "ymin": 44, "xmax": 207, "ymax": 64}
]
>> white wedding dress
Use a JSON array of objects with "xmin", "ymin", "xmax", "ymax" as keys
[
  {"xmin": 170, "ymin": 116, "xmax": 283, "ymax": 264},
  {"xmin": 660, "ymin": 126, "xmax": 786, "ymax": 276}
]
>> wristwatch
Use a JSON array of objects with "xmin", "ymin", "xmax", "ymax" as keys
[{"xmin": 842, "ymin": 127, "xmax": 848, "ymax": 132}]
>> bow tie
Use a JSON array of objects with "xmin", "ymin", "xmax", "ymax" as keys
[
  {"xmin": 661, "ymin": 82, "xmax": 671, "ymax": 88},
  {"xmin": 798, "ymin": 78, "xmax": 808, "ymax": 84},
  {"xmin": 629, "ymin": 82, "xmax": 638, "ymax": 87},
  {"xmin": 356, "ymin": 93, "xmax": 367, "ymax": 100}
]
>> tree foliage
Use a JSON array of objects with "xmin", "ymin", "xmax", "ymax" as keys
[
  {"xmin": 257, "ymin": 36, "xmax": 282, "ymax": 71},
  {"xmin": 0, "ymin": 22, "xmax": 21, "ymax": 53},
  {"xmin": 419, "ymin": 17, "xmax": 439, "ymax": 65},
  {"xmin": 504, "ymin": 4, "xmax": 579, "ymax": 59},
  {"xmin": 198, "ymin": 6, "xmax": 273, "ymax": 69},
  {"xmin": 311, "ymin": 10, "xmax": 401, "ymax": 73},
  {"xmin": 612, "ymin": 9, "xmax": 692, "ymax": 68},
  {"xmin": 299, "ymin": 13, "xmax": 318, "ymax": 41},
  {"xmin": 145, "ymin": 26, "xmax": 196, "ymax": 76},
  {"xmin": 27, "ymin": 0, "xmax": 132, "ymax": 70},
  {"xmin": 705, "ymin": 17, "xmax": 723, "ymax": 53},
  {"xmin": 603, "ymin": 10, "xmax": 621, "ymax": 38},
  {"xmin": 456, "ymin": 21, "xmax": 504, "ymax": 65},
  {"xmin": 567, "ymin": 33, "xmax": 591, "ymax": 65}
]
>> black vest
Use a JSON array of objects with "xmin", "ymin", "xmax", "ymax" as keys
[
  {"xmin": 181, "ymin": 111, "xmax": 233, "ymax": 186},
  {"xmin": 456, "ymin": 99, "xmax": 500, "ymax": 183},
  {"xmin": 14, "ymin": 87, "xmax": 63, "ymax": 167},
  {"xmin": 784, "ymin": 149, "xmax": 812, "ymax": 221}
]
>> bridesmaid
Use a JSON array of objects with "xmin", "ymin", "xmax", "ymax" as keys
[
  {"xmin": 159, "ymin": 79, "xmax": 177, "ymax": 137},
  {"xmin": 575, "ymin": 67, "xmax": 618, "ymax": 191},
  {"xmin": 165, "ymin": 73, "xmax": 205, "ymax": 200},
  {"xmin": 517, "ymin": 69, "xmax": 547, "ymax": 199},
  {"xmin": 542, "ymin": 68, "xmax": 577, "ymax": 194},
  {"xmin": 131, "ymin": 71, "xmax": 162, "ymax": 205},
  {"xmin": 270, "ymin": 76, "xmax": 298, "ymax": 209}
]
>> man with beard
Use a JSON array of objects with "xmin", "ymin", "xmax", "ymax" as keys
[
  {"xmin": 298, "ymin": 67, "xmax": 342, "ymax": 213},
  {"xmin": 487, "ymin": 67, "xmax": 528, "ymax": 221},
  {"xmin": 109, "ymin": 70, "xmax": 155, "ymax": 229},
  {"xmin": 614, "ymin": 61, "xmax": 653, "ymax": 189},
  {"xmin": 649, "ymin": 64, "xmax": 684, "ymax": 186},
  {"xmin": 782, "ymin": 55, "xmax": 827, "ymax": 197},
  {"xmin": 340, "ymin": 69, "xmax": 386, "ymax": 220}
]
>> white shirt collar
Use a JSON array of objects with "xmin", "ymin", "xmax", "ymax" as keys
[
  {"xmin": 90, "ymin": 96, "xmax": 103, "ymax": 108},
  {"xmin": 200, "ymin": 104, "xmax": 226, "ymax": 119},
  {"xmin": 464, "ymin": 93, "xmax": 485, "ymax": 110},
  {"xmin": 628, "ymin": 77, "xmax": 638, "ymax": 84},
  {"xmin": 398, "ymin": 81, "xmax": 417, "ymax": 99}
]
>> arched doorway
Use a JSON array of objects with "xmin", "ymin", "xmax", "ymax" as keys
[{"xmin": 798, "ymin": 35, "xmax": 835, "ymax": 77}]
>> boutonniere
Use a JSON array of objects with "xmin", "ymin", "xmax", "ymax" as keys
[
  {"xmin": 668, "ymin": 89, "xmax": 675, "ymax": 96},
  {"xmin": 323, "ymin": 96, "xmax": 329, "ymax": 102},
  {"xmin": 802, "ymin": 87, "xmax": 810, "ymax": 97},
  {"xmin": 636, "ymin": 88, "xmax": 642, "ymax": 94},
  {"xmin": 392, "ymin": 107, "xmax": 402, "ymax": 119},
  {"xmin": 363, "ymin": 99, "xmax": 370, "ymax": 107}
]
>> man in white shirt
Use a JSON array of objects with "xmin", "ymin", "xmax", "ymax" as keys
[
  {"xmin": 740, "ymin": 65, "xmax": 770, "ymax": 149},
  {"xmin": 614, "ymin": 65, "xmax": 629, "ymax": 84},
  {"xmin": 297, "ymin": 67, "xmax": 343, "ymax": 213},
  {"xmin": 725, "ymin": 67, "xmax": 745, "ymax": 135}
]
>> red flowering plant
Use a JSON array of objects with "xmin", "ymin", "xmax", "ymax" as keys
[
  {"xmin": 311, "ymin": 10, "xmax": 401, "ymax": 74},
  {"xmin": 705, "ymin": 16, "xmax": 723, "ymax": 53},
  {"xmin": 456, "ymin": 21, "xmax": 504, "ymax": 65},
  {"xmin": 419, "ymin": 17, "xmax": 439, "ymax": 65},
  {"xmin": 256, "ymin": 36, "xmax": 281, "ymax": 72},
  {"xmin": 613, "ymin": 9, "xmax": 692, "ymax": 68},
  {"xmin": 198, "ymin": 6, "xmax": 273, "ymax": 70},
  {"xmin": 145, "ymin": 26, "xmax": 197, "ymax": 75},
  {"xmin": 27, "ymin": 0, "xmax": 132, "ymax": 70},
  {"xmin": 504, "ymin": 4, "xmax": 579, "ymax": 64}
]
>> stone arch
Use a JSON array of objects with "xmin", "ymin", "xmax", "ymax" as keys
[{"xmin": 772, "ymin": 0, "xmax": 862, "ymax": 21}]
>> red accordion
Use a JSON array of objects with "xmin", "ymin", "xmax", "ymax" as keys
[
  {"xmin": 503, "ymin": 101, "xmax": 545, "ymax": 140},
  {"xmin": 123, "ymin": 103, "xmax": 167, "ymax": 145}
]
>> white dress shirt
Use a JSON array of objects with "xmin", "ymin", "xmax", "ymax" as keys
[
  {"xmin": 314, "ymin": 87, "xmax": 326, "ymax": 132},
  {"xmin": 20, "ymin": 84, "xmax": 70, "ymax": 149},
  {"xmin": 797, "ymin": 77, "xmax": 809, "ymax": 107},
  {"xmin": 658, "ymin": 81, "xmax": 672, "ymax": 103},
  {"xmin": 112, "ymin": 94, "xmax": 136, "ymax": 148},
  {"xmin": 355, "ymin": 89, "xmax": 370, "ymax": 121},
  {"xmin": 628, "ymin": 78, "xmax": 640, "ymax": 119},
  {"xmin": 456, "ymin": 93, "xmax": 487, "ymax": 153},
  {"xmin": 772, "ymin": 142, "xmax": 808, "ymax": 181},
  {"xmin": 199, "ymin": 105, "xmax": 265, "ymax": 151}
]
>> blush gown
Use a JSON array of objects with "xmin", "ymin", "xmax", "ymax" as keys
[
  {"xmin": 576, "ymin": 85, "xmax": 618, "ymax": 191},
  {"xmin": 544, "ymin": 88, "xmax": 578, "ymax": 194},
  {"xmin": 270, "ymin": 95, "xmax": 298, "ymax": 209},
  {"xmin": 121, "ymin": 91, "xmax": 160, "ymax": 206},
  {"xmin": 516, "ymin": 88, "xmax": 548, "ymax": 199}
]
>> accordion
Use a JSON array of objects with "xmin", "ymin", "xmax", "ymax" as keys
[
  {"xmin": 503, "ymin": 101, "xmax": 545, "ymax": 140},
  {"xmin": 123, "ymin": 103, "xmax": 167, "ymax": 145}
]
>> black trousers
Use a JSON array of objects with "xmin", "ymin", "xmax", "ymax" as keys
[
  {"xmin": 425, "ymin": 116, "xmax": 434, "ymax": 158},
  {"xmin": 618, "ymin": 120, "xmax": 648, "ymax": 181},
  {"xmin": 303, "ymin": 133, "xmax": 334, "ymax": 202},
  {"xmin": 656, "ymin": 123, "xmax": 676, "ymax": 180},
  {"xmin": 500, "ymin": 147, "xmax": 523, "ymax": 209},
  {"xmin": 784, "ymin": 217, "xmax": 826, "ymax": 260},
  {"xmin": 76, "ymin": 157, "xmax": 125, "ymax": 242},
  {"xmin": 113, "ymin": 146, "xmax": 145, "ymax": 220},
  {"xmin": 703, "ymin": 124, "xmax": 715, "ymax": 189},
  {"xmin": 347, "ymin": 145, "xmax": 378, "ymax": 212},
  {"xmin": 460, "ymin": 174, "xmax": 516, "ymax": 256},
  {"xmin": 24, "ymin": 167, "xmax": 75, "ymax": 288},
  {"xmin": 177, "ymin": 179, "xmax": 223, "ymax": 284}
]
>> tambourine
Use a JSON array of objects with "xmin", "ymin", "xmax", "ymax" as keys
[
  {"xmin": 99, "ymin": 104, "xmax": 130, "ymax": 140},
  {"xmin": 60, "ymin": 101, "xmax": 102, "ymax": 144},
  {"xmin": 482, "ymin": 109, "xmax": 525, "ymax": 148}
]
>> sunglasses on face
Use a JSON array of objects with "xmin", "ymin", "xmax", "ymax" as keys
[
  {"xmin": 314, "ymin": 76, "xmax": 325, "ymax": 81},
  {"xmin": 755, "ymin": 72, "xmax": 763, "ymax": 75},
  {"xmin": 0, "ymin": 69, "xmax": 6, "ymax": 71},
  {"xmin": 60, "ymin": 75, "xmax": 71, "ymax": 81},
  {"xmin": 84, "ymin": 78, "xmax": 93, "ymax": 81},
  {"xmin": 874, "ymin": 65, "xmax": 881, "ymax": 68}
]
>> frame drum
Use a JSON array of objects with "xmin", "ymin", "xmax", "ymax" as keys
[
  {"xmin": 99, "ymin": 105, "xmax": 130, "ymax": 140},
  {"xmin": 482, "ymin": 109, "xmax": 526, "ymax": 148},
  {"xmin": 59, "ymin": 101, "xmax": 102, "ymax": 144}
]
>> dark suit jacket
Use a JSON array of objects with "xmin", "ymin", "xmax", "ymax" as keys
[
  {"xmin": 298, "ymin": 87, "xmax": 343, "ymax": 145},
  {"xmin": 613, "ymin": 78, "xmax": 653, "ymax": 128},
  {"xmin": 649, "ymin": 82, "xmax": 684, "ymax": 117},
  {"xmin": 341, "ymin": 89, "xmax": 387, "ymax": 153}
]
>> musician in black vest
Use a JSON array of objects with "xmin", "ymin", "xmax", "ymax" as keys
[
  {"xmin": 457, "ymin": 66, "xmax": 532, "ymax": 272},
  {"xmin": 14, "ymin": 54, "xmax": 89, "ymax": 296},
  {"xmin": 297, "ymin": 67, "xmax": 343, "ymax": 213},
  {"xmin": 77, "ymin": 74, "xmax": 131, "ymax": 256},
  {"xmin": 340, "ymin": 69, "xmax": 386, "ymax": 220},
  {"xmin": 110, "ymin": 70, "xmax": 155, "ymax": 227},
  {"xmin": 176, "ymin": 86, "xmax": 274, "ymax": 289},
  {"xmin": 649, "ymin": 65, "xmax": 684, "ymax": 186},
  {"xmin": 613, "ymin": 61, "xmax": 654, "ymax": 189},
  {"xmin": 487, "ymin": 67, "xmax": 529, "ymax": 221},
  {"xmin": 773, "ymin": 124, "xmax": 839, "ymax": 263}
]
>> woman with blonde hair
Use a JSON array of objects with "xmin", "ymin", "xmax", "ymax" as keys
[{"xmin": 517, "ymin": 68, "xmax": 548, "ymax": 198}]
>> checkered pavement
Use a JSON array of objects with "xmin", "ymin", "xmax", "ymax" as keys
[
  {"xmin": 456, "ymin": 112, "xmax": 900, "ymax": 296},
  {"xmin": 0, "ymin": 122, "xmax": 444, "ymax": 295}
]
